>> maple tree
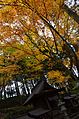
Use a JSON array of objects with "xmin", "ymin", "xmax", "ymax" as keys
[{"xmin": 0, "ymin": 0, "xmax": 79, "ymax": 88}]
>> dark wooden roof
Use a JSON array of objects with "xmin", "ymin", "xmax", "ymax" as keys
[
  {"xmin": 28, "ymin": 108, "xmax": 50, "ymax": 118},
  {"xmin": 24, "ymin": 79, "xmax": 59, "ymax": 105}
]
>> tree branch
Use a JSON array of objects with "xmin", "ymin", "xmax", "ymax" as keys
[{"xmin": 63, "ymin": 4, "xmax": 79, "ymax": 24}]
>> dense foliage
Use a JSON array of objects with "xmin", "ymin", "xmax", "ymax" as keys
[{"xmin": 0, "ymin": 0, "xmax": 79, "ymax": 98}]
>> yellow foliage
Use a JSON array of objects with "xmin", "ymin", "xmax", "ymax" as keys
[
  {"xmin": 0, "ymin": 0, "xmax": 16, "ymax": 3},
  {"xmin": 48, "ymin": 70, "xmax": 65, "ymax": 82},
  {"xmin": 0, "ymin": 64, "xmax": 20, "ymax": 74},
  {"xmin": 0, "ymin": 0, "xmax": 78, "ymax": 83},
  {"xmin": 0, "ymin": 6, "xmax": 17, "ymax": 22},
  {"xmin": 55, "ymin": 0, "xmax": 64, "ymax": 5}
]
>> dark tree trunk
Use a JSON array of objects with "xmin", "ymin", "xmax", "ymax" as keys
[
  {"xmin": 63, "ymin": 4, "xmax": 79, "ymax": 24},
  {"xmin": 3, "ymin": 82, "xmax": 6, "ymax": 99},
  {"xmin": 15, "ymin": 81, "xmax": 20, "ymax": 96},
  {"xmin": 10, "ymin": 87, "xmax": 14, "ymax": 98},
  {"xmin": 22, "ymin": 79, "xmax": 27, "ymax": 95},
  {"xmin": 0, "ymin": 87, "xmax": 3, "ymax": 100},
  {"xmin": 30, "ymin": 80, "xmax": 35, "ymax": 88},
  {"xmin": 25, "ymin": 81, "xmax": 30, "ymax": 95}
]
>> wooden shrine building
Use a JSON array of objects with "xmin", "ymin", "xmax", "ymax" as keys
[{"xmin": 24, "ymin": 78, "xmax": 63, "ymax": 118}]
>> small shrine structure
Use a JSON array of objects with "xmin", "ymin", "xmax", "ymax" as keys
[{"xmin": 24, "ymin": 77, "xmax": 63, "ymax": 118}]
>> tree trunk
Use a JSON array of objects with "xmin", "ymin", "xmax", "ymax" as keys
[
  {"xmin": 25, "ymin": 81, "xmax": 30, "ymax": 95},
  {"xmin": 15, "ymin": 81, "xmax": 20, "ymax": 96},
  {"xmin": 0, "ymin": 87, "xmax": 3, "ymax": 100},
  {"xmin": 3, "ymin": 80, "xmax": 6, "ymax": 99},
  {"xmin": 30, "ymin": 80, "xmax": 35, "ymax": 88},
  {"xmin": 63, "ymin": 4, "xmax": 79, "ymax": 24},
  {"xmin": 22, "ymin": 79, "xmax": 27, "ymax": 95}
]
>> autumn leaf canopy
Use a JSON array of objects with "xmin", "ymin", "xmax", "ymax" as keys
[{"xmin": 0, "ymin": 0, "xmax": 79, "ymax": 84}]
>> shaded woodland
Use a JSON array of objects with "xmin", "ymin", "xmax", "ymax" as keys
[{"xmin": 0, "ymin": 0, "xmax": 79, "ymax": 119}]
